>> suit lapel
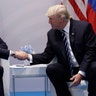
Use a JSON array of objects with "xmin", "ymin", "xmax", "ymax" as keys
[{"xmin": 69, "ymin": 19, "xmax": 76, "ymax": 47}]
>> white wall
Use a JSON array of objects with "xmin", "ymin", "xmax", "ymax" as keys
[
  {"xmin": 0, "ymin": 0, "xmax": 60, "ymax": 92},
  {"xmin": 0, "ymin": 0, "xmax": 59, "ymax": 64}
]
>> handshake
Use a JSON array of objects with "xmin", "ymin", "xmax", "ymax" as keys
[
  {"xmin": 11, "ymin": 45, "xmax": 34, "ymax": 60},
  {"xmin": 12, "ymin": 50, "xmax": 29, "ymax": 60}
]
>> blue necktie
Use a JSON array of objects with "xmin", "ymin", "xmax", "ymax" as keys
[{"xmin": 62, "ymin": 30, "xmax": 73, "ymax": 76}]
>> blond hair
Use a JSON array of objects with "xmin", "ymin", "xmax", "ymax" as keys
[{"xmin": 46, "ymin": 4, "xmax": 71, "ymax": 20}]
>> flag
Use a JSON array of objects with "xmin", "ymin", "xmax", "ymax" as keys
[
  {"xmin": 66, "ymin": 0, "xmax": 96, "ymax": 33},
  {"xmin": 87, "ymin": 0, "xmax": 96, "ymax": 32}
]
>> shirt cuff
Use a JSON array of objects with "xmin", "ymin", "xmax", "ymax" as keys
[
  {"xmin": 10, "ymin": 50, "xmax": 15, "ymax": 56},
  {"xmin": 78, "ymin": 70, "xmax": 86, "ymax": 77},
  {"xmin": 28, "ymin": 54, "xmax": 33, "ymax": 63}
]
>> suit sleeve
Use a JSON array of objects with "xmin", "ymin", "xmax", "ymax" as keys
[
  {"xmin": 0, "ymin": 37, "xmax": 9, "ymax": 59},
  {"xmin": 0, "ymin": 48, "xmax": 10, "ymax": 59},
  {"xmin": 0, "ymin": 37, "xmax": 8, "ymax": 49},
  {"xmin": 31, "ymin": 32, "xmax": 55, "ymax": 65}
]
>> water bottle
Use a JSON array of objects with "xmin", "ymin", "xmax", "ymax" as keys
[{"xmin": 20, "ymin": 45, "xmax": 35, "ymax": 65}]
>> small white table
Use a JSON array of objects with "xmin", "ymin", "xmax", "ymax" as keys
[{"xmin": 10, "ymin": 64, "xmax": 49, "ymax": 96}]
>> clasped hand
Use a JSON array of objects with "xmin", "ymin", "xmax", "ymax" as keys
[{"xmin": 14, "ymin": 50, "xmax": 29, "ymax": 60}]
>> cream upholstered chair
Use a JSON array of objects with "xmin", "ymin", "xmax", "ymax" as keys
[{"xmin": 0, "ymin": 59, "xmax": 10, "ymax": 96}]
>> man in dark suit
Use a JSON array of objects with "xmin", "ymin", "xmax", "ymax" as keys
[
  {"xmin": 0, "ymin": 37, "xmax": 16, "ymax": 96},
  {"xmin": 15, "ymin": 4, "xmax": 96, "ymax": 96},
  {"xmin": 0, "ymin": 37, "xmax": 9, "ymax": 96}
]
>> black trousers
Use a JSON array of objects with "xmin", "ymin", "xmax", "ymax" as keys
[
  {"xmin": 46, "ymin": 61, "xmax": 96, "ymax": 96},
  {"xmin": 0, "ymin": 66, "xmax": 4, "ymax": 96}
]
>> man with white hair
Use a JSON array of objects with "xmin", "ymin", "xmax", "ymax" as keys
[{"xmin": 15, "ymin": 4, "xmax": 96, "ymax": 96}]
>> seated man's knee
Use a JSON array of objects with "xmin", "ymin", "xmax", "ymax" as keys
[{"xmin": 46, "ymin": 64, "xmax": 55, "ymax": 75}]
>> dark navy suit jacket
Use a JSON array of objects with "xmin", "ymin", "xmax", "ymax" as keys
[
  {"xmin": 0, "ymin": 37, "xmax": 9, "ymax": 60},
  {"xmin": 31, "ymin": 19, "xmax": 96, "ymax": 74}
]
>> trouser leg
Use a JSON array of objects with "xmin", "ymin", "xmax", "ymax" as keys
[
  {"xmin": 86, "ymin": 61, "xmax": 96, "ymax": 96},
  {"xmin": 46, "ymin": 63, "xmax": 72, "ymax": 96},
  {"xmin": 0, "ymin": 66, "xmax": 4, "ymax": 96}
]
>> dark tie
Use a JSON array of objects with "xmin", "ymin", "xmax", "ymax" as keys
[{"xmin": 62, "ymin": 30, "xmax": 73, "ymax": 76}]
